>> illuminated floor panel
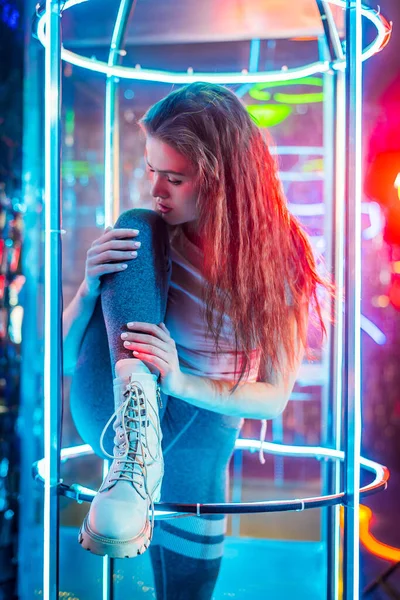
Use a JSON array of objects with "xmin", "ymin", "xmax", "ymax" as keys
[{"xmin": 31, "ymin": 528, "xmax": 327, "ymax": 599}]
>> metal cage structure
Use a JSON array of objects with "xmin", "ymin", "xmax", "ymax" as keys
[{"xmin": 18, "ymin": 0, "xmax": 392, "ymax": 599}]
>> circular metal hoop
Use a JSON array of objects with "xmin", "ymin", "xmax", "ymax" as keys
[
  {"xmin": 33, "ymin": 0, "xmax": 391, "ymax": 84},
  {"xmin": 32, "ymin": 439, "xmax": 389, "ymax": 519}
]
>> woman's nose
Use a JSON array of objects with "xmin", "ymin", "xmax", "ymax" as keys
[{"xmin": 151, "ymin": 175, "xmax": 168, "ymax": 199}]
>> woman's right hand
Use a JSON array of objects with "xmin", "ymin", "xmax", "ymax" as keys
[{"xmin": 83, "ymin": 225, "xmax": 141, "ymax": 297}]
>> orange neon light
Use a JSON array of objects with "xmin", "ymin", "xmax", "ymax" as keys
[
  {"xmin": 395, "ymin": 172, "xmax": 400, "ymax": 200},
  {"xmin": 340, "ymin": 505, "xmax": 400, "ymax": 563},
  {"xmin": 359, "ymin": 504, "xmax": 400, "ymax": 562}
]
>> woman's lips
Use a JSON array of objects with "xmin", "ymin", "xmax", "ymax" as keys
[{"xmin": 158, "ymin": 203, "xmax": 173, "ymax": 213}]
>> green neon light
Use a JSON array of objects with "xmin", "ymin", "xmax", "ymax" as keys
[
  {"xmin": 65, "ymin": 109, "xmax": 75, "ymax": 135},
  {"xmin": 62, "ymin": 160, "xmax": 103, "ymax": 176},
  {"xmin": 249, "ymin": 90, "xmax": 272, "ymax": 101},
  {"xmin": 247, "ymin": 104, "xmax": 292, "ymax": 128},
  {"xmin": 274, "ymin": 92, "xmax": 324, "ymax": 104},
  {"xmin": 249, "ymin": 76, "xmax": 323, "ymax": 101},
  {"xmin": 246, "ymin": 76, "xmax": 324, "ymax": 126}
]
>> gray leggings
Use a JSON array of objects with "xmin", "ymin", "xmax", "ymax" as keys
[{"xmin": 70, "ymin": 209, "xmax": 243, "ymax": 599}]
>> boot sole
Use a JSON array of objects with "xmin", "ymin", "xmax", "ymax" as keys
[
  {"xmin": 78, "ymin": 514, "xmax": 152, "ymax": 558},
  {"xmin": 78, "ymin": 485, "xmax": 162, "ymax": 559}
]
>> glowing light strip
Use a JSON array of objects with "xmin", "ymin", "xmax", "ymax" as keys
[
  {"xmin": 37, "ymin": 439, "xmax": 386, "ymax": 501},
  {"xmin": 70, "ymin": 50, "xmax": 331, "ymax": 83},
  {"xmin": 270, "ymin": 146, "xmax": 324, "ymax": 155},
  {"xmin": 43, "ymin": 7, "xmax": 52, "ymax": 591},
  {"xmin": 104, "ymin": 80, "xmax": 114, "ymax": 228},
  {"xmin": 102, "ymin": 459, "xmax": 110, "ymax": 600},
  {"xmin": 280, "ymin": 171, "xmax": 324, "ymax": 182},
  {"xmin": 331, "ymin": 65, "xmax": 347, "ymax": 600},
  {"xmin": 43, "ymin": 1, "xmax": 62, "ymax": 598},
  {"xmin": 35, "ymin": 0, "xmax": 387, "ymax": 84},
  {"xmin": 45, "ymin": 440, "xmax": 386, "ymax": 472},
  {"xmin": 329, "ymin": 0, "xmax": 387, "ymax": 63},
  {"xmin": 360, "ymin": 315, "xmax": 386, "ymax": 345},
  {"xmin": 363, "ymin": 202, "xmax": 383, "ymax": 240},
  {"xmin": 343, "ymin": 1, "xmax": 364, "ymax": 597},
  {"xmin": 395, "ymin": 172, "xmax": 400, "ymax": 199},
  {"xmin": 249, "ymin": 39, "xmax": 261, "ymax": 73},
  {"xmin": 274, "ymin": 92, "xmax": 324, "ymax": 104},
  {"xmin": 289, "ymin": 203, "xmax": 325, "ymax": 216},
  {"xmin": 358, "ymin": 505, "xmax": 400, "ymax": 563}
]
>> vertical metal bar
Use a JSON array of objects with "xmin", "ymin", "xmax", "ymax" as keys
[
  {"xmin": 319, "ymin": 34, "xmax": 335, "ymax": 594},
  {"xmin": 248, "ymin": 38, "xmax": 261, "ymax": 73},
  {"xmin": 19, "ymin": 2, "xmax": 46, "ymax": 597},
  {"xmin": 230, "ymin": 451, "xmax": 243, "ymax": 537},
  {"xmin": 104, "ymin": 77, "xmax": 120, "ymax": 227},
  {"xmin": 318, "ymin": 29, "xmax": 347, "ymax": 599},
  {"xmin": 328, "ymin": 68, "xmax": 347, "ymax": 600},
  {"xmin": 343, "ymin": 1, "xmax": 363, "ymax": 599},
  {"xmin": 235, "ymin": 38, "xmax": 260, "ymax": 99},
  {"xmin": 271, "ymin": 415, "xmax": 284, "ymax": 486},
  {"xmin": 43, "ymin": 1, "xmax": 62, "ymax": 599},
  {"xmin": 103, "ymin": 1, "xmax": 136, "ymax": 593},
  {"xmin": 315, "ymin": 7, "xmax": 347, "ymax": 599},
  {"xmin": 102, "ymin": 459, "xmax": 114, "ymax": 600},
  {"xmin": 104, "ymin": 0, "xmax": 136, "ymax": 227}
]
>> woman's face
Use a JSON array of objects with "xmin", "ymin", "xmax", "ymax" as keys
[{"xmin": 145, "ymin": 136, "xmax": 199, "ymax": 227}]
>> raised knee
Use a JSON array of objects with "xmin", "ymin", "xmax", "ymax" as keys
[{"xmin": 114, "ymin": 208, "xmax": 166, "ymax": 234}]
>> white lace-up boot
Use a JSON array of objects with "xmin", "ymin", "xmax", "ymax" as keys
[{"xmin": 78, "ymin": 361, "xmax": 163, "ymax": 558}]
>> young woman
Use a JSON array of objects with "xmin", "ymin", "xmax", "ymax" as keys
[{"xmin": 63, "ymin": 82, "xmax": 333, "ymax": 599}]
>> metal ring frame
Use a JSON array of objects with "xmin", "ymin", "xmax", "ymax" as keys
[
  {"xmin": 31, "ymin": 0, "xmax": 391, "ymax": 521},
  {"xmin": 31, "ymin": 0, "xmax": 392, "ymax": 532},
  {"xmin": 33, "ymin": 0, "xmax": 392, "ymax": 84},
  {"xmin": 33, "ymin": 440, "xmax": 389, "ymax": 518},
  {"xmin": 30, "ymin": 0, "xmax": 392, "ymax": 598}
]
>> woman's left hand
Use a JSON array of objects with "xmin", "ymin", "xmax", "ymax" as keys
[{"xmin": 121, "ymin": 321, "xmax": 185, "ymax": 397}]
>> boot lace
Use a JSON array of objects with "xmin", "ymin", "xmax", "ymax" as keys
[{"xmin": 99, "ymin": 378, "xmax": 162, "ymax": 538}]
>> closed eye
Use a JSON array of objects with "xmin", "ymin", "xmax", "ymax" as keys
[{"xmin": 147, "ymin": 167, "xmax": 182, "ymax": 186}]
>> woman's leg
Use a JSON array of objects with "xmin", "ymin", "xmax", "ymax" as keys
[
  {"xmin": 100, "ymin": 208, "xmax": 171, "ymax": 372},
  {"xmin": 70, "ymin": 208, "xmax": 171, "ymax": 458},
  {"xmin": 151, "ymin": 396, "xmax": 244, "ymax": 600},
  {"xmin": 72, "ymin": 208, "xmax": 171, "ymax": 558}
]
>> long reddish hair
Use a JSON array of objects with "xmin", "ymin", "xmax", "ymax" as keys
[{"xmin": 140, "ymin": 82, "xmax": 335, "ymax": 394}]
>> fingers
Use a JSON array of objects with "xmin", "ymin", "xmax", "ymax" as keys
[
  {"xmin": 123, "ymin": 340, "xmax": 169, "ymax": 363},
  {"xmin": 87, "ymin": 228, "xmax": 141, "ymax": 276},
  {"xmin": 126, "ymin": 322, "xmax": 172, "ymax": 344},
  {"xmin": 91, "ymin": 249, "xmax": 138, "ymax": 265},
  {"xmin": 122, "ymin": 332, "xmax": 169, "ymax": 352},
  {"xmin": 89, "ymin": 263, "xmax": 129, "ymax": 277},
  {"xmin": 84, "ymin": 227, "xmax": 141, "ymax": 292},
  {"xmin": 100, "ymin": 239, "xmax": 141, "ymax": 252},
  {"xmin": 130, "ymin": 351, "xmax": 166, "ymax": 378},
  {"xmin": 93, "ymin": 227, "xmax": 140, "ymax": 247}
]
